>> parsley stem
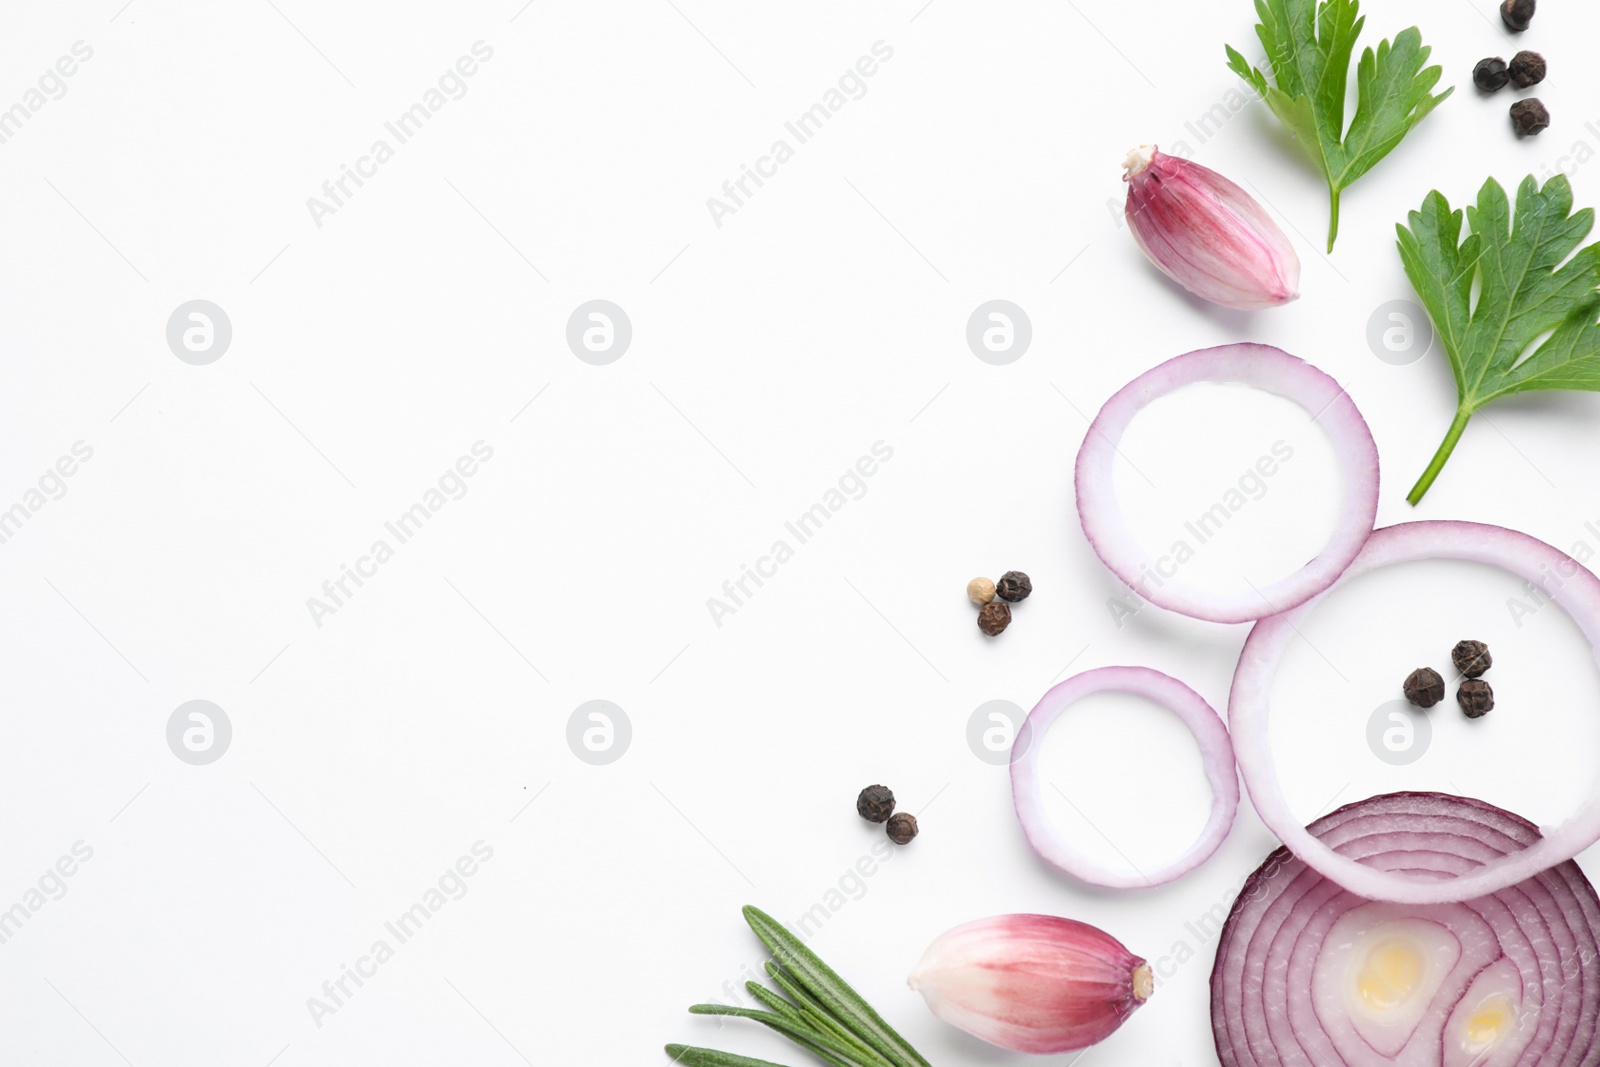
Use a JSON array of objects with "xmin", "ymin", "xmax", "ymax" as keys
[
  {"xmin": 1406, "ymin": 407, "xmax": 1472, "ymax": 505},
  {"xmin": 1326, "ymin": 185, "xmax": 1341, "ymax": 253}
]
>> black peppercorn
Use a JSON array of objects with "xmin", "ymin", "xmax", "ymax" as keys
[
  {"xmin": 1403, "ymin": 667, "xmax": 1446, "ymax": 708},
  {"xmin": 856, "ymin": 784, "xmax": 895, "ymax": 823},
  {"xmin": 1500, "ymin": 0, "xmax": 1535, "ymax": 31},
  {"xmin": 977, "ymin": 600, "xmax": 1011, "ymax": 636},
  {"xmin": 1509, "ymin": 50, "xmax": 1546, "ymax": 88},
  {"xmin": 1458, "ymin": 679, "xmax": 1495, "ymax": 718},
  {"xmin": 1511, "ymin": 98, "xmax": 1550, "ymax": 136},
  {"xmin": 1451, "ymin": 640, "xmax": 1493, "ymax": 678},
  {"xmin": 1473, "ymin": 57, "xmax": 1510, "ymax": 92},
  {"xmin": 886, "ymin": 811, "xmax": 918, "ymax": 845},
  {"xmin": 996, "ymin": 571, "xmax": 1032, "ymax": 602}
]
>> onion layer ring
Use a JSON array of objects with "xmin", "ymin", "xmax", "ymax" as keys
[
  {"xmin": 1231, "ymin": 520, "xmax": 1600, "ymax": 905},
  {"xmin": 1074, "ymin": 343, "xmax": 1379, "ymax": 624},
  {"xmin": 1011, "ymin": 666, "xmax": 1239, "ymax": 888}
]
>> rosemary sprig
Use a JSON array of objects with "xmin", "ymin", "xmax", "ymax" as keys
[
  {"xmin": 743, "ymin": 983, "xmax": 886, "ymax": 1067},
  {"xmin": 743, "ymin": 906, "xmax": 931, "ymax": 1067},
  {"xmin": 763, "ymin": 964, "xmax": 887, "ymax": 1064},
  {"xmin": 665, "ymin": 905, "xmax": 933, "ymax": 1067},
  {"xmin": 689, "ymin": 1005, "xmax": 885, "ymax": 1067},
  {"xmin": 667, "ymin": 1047, "xmax": 793, "ymax": 1067}
]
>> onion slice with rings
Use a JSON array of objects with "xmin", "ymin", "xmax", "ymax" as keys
[
  {"xmin": 1074, "ymin": 343, "xmax": 1379, "ymax": 624},
  {"xmin": 1231, "ymin": 520, "xmax": 1600, "ymax": 904},
  {"xmin": 1011, "ymin": 666, "xmax": 1239, "ymax": 888},
  {"xmin": 1211, "ymin": 791, "xmax": 1600, "ymax": 1067}
]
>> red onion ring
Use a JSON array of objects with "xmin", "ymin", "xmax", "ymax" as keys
[
  {"xmin": 1211, "ymin": 792, "xmax": 1600, "ymax": 1067},
  {"xmin": 1074, "ymin": 343, "xmax": 1379, "ymax": 624},
  {"xmin": 1011, "ymin": 666, "xmax": 1239, "ymax": 888},
  {"xmin": 1231, "ymin": 520, "xmax": 1600, "ymax": 905}
]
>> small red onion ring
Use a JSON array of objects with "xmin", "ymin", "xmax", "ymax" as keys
[
  {"xmin": 1011, "ymin": 666, "xmax": 1239, "ymax": 888},
  {"xmin": 1211, "ymin": 791, "xmax": 1600, "ymax": 1067},
  {"xmin": 1231, "ymin": 520, "xmax": 1600, "ymax": 905},
  {"xmin": 1074, "ymin": 343, "xmax": 1379, "ymax": 624}
]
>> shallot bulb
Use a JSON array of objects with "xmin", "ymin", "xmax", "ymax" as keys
[
  {"xmin": 908, "ymin": 914, "xmax": 1152, "ymax": 1054},
  {"xmin": 1123, "ymin": 144, "xmax": 1301, "ymax": 310}
]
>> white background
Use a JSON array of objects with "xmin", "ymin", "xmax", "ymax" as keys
[{"xmin": 4, "ymin": 1, "xmax": 1600, "ymax": 1064}]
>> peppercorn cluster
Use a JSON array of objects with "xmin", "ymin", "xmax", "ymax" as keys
[
  {"xmin": 855, "ymin": 784, "xmax": 919, "ymax": 845},
  {"xmin": 1451, "ymin": 640, "xmax": 1496, "ymax": 718},
  {"xmin": 1401, "ymin": 639, "xmax": 1496, "ymax": 719},
  {"xmin": 967, "ymin": 570, "xmax": 1032, "ymax": 636},
  {"xmin": 1476, "ymin": 3, "xmax": 1549, "ymax": 137}
]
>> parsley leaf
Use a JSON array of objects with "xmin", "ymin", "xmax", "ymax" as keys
[
  {"xmin": 1226, "ymin": 0, "xmax": 1452, "ymax": 251},
  {"xmin": 1398, "ymin": 175, "xmax": 1600, "ymax": 504}
]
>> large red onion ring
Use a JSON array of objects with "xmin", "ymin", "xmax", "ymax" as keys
[
  {"xmin": 1075, "ymin": 343, "xmax": 1379, "ymax": 624},
  {"xmin": 1211, "ymin": 791, "xmax": 1600, "ymax": 1067},
  {"xmin": 1011, "ymin": 666, "xmax": 1239, "ymax": 888},
  {"xmin": 1231, "ymin": 520, "xmax": 1600, "ymax": 904}
]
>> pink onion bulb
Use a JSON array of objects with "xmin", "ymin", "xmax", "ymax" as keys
[
  {"xmin": 1123, "ymin": 145, "xmax": 1301, "ymax": 310},
  {"xmin": 908, "ymin": 914, "xmax": 1152, "ymax": 1054}
]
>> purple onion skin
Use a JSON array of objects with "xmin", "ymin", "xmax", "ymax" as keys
[
  {"xmin": 1123, "ymin": 145, "xmax": 1301, "ymax": 310},
  {"xmin": 910, "ymin": 914, "xmax": 1152, "ymax": 1054},
  {"xmin": 1210, "ymin": 791, "xmax": 1600, "ymax": 1067}
]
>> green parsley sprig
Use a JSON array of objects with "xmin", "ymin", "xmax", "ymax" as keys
[
  {"xmin": 1226, "ymin": 0, "xmax": 1452, "ymax": 251},
  {"xmin": 1398, "ymin": 175, "xmax": 1600, "ymax": 504},
  {"xmin": 667, "ymin": 906, "xmax": 933, "ymax": 1067}
]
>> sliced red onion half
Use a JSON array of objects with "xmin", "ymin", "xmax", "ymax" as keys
[
  {"xmin": 1075, "ymin": 343, "xmax": 1379, "ymax": 624},
  {"xmin": 1011, "ymin": 666, "xmax": 1239, "ymax": 888},
  {"xmin": 1232, "ymin": 520, "xmax": 1600, "ymax": 905},
  {"xmin": 1211, "ymin": 791, "xmax": 1600, "ymax": 1067}
]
